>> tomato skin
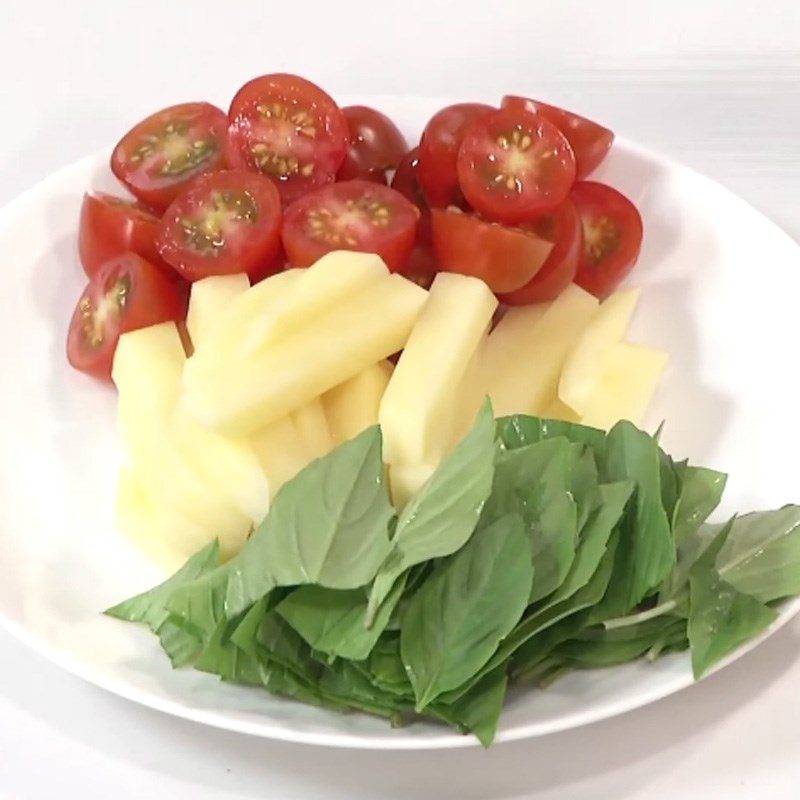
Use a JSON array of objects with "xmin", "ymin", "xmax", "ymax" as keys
[
  {"xmin": 111, "ymin": 103, "xmax": 228, "ymax": 213},
  {"xmin": 157, "ymin": 169, "xmax": 283, "ymax": 282},
  {"xmin": 78, "ymin": 192, "xmax": 167, "ymax": 279},
  {"xmin": 226, "ymin": 74, "xmax": 349, "ymax": 205},
  {"xmin": 498, "ymin": 200, "xmax": 583, "ymax": 305},
  {"xmin": 282, "ymin": 180, "xmax": 419, "ymax": 271},
  {"xmin": 502, "ymin": 95, "xmax": 614, "ymax": 180},
  {"xmin": 391, "ymin": 146, "xmax": 432, "ymax": 243},
  {"xmin": 337, "ymin": 106, "xmax": 408, "ymax": 182},
  {"xmin": 431, "ymin": 208, "xmax": 553, "ymax": 294},
  {"xmin": 418, "ymin": 103, "xmax": 494, "ymax": 207},
  {"xmin": 571, "ymin": 181, "xmax": 643, "ymax": 298},
  {"xmin": 66, "ymin": 253, "xmax": 185, "ymax": 381},
  {"xmin": 457, "ymin": 108, "xmax": 576, "ymax": 225}
]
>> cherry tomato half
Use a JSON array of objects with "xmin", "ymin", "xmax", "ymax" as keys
[
  {"xmin": 157, "ymin": 170, "xmax": 283, "ymax": 282},
  {"xmin": 78, "ymin": 192, "xmax": 167, "ymax": 278},
  {"xmin": 226, "ymin": 74, "xmax": 349, "ymax": 205},
  {"xmin": 418, "ymin": 103, "xmax": 494, "ymax": 208},
  {"xmin": 457, "ymin": 108, "xmax": 576, "ymax": 225},
  {"xmin": 431, "ymin": 208, "xmax": 553, "ymax": 294},
  {"xmin": 502, "ymin": 96, "xmax": 614, "ymax": 180},
  {"xmin": 498, "ymin": 200, "xmax": 583, "ymax": 305},
  {"xmin": 337, "ymin": 106, "xmax": 408, "ymax": 183},
  {"xmin": 391, "ymin": 146, "xmax": 432, "ymax": 243},
  {"xmin": 282, "ymin": 180, "xmax": 419, "ymax": 271},
  {"xmin": 111, "ymin": 103, "xmax": 228, "ymax": 212},
  {"xmin": 66, "ymin": 253, "xmax": 185, "ymax": 381},
  {"xmin": 571, "ymin": 181, "xmax": 643, "ymax": 298}
]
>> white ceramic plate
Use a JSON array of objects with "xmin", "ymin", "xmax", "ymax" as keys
[{"xmin": 1, "ymin": 96, "xmax": 799, "ymax": 750}]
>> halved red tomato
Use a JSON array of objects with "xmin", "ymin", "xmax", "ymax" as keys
[
  {"xmin": 226, "ymin": 74, "xmax": 349, "ymax": 205},
  {"xmin": 337, "ymin": 106, "xmax": 408, "ymax": 183},
  {"xmin": 157, "ymin": 170, "xmax": 283, "ymax": 282},
  {"xmin": 110, "ymin": 103, "xmax": 227, "ymax": 212},
  {"xmin": 499, "ymin": 200, "xmax": 583, "ymax": 305},
  {"xmin": 391, "ymin": 146, "xmax": 432, "ymax": 243},
  {"xmin": 431, "ymin": 208, "xmax": 553, "ymax": 293},
  {"xmin": 282, "ymin": 180, "xmax": 419, "ymax": 270},
  {"xmin": 571, "ymin": 181, "xmax": 643, "ymax": 298},
  {"xmin": 418, "ymin": 103, "xmax": 494, "ymax": 207},
  {"xmin": 78, "ymin": 192, "xmax": 166, "ymax": 278},
  {"xmin": 66, "ymin": 253, "xmax": 186, "ymax": 381},
  {"xmin": 502, "ymin": 96, "xmax": 614, "ymax": 179},
  {"xmin": 457, "ymin": 108, "xmax": 576, "ymax": 225}
]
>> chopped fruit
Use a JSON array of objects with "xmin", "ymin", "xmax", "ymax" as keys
[
  {"xmin": 186, "ymin": 273, "xmax": 250, "ymax": 348},
  {"xmin": 250, "ymin": 416, "xmax": 313, "ymax": 497},
  {"xmin": 292, "ymin": 398, "xmax": 334, "ymax": 459},
  {"xmin": 324, "ymin": 361, "xmax": 393, "ymax": 444}
]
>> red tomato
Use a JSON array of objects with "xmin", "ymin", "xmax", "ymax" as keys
[
  {"xmin": 66, "ymin": 253, "xmax": 185, "ymax": 381},
  {"xmin": 226, "ymin": 74, "xmax": 349, "ymax": 205},
  {"xmin": 498, "ymin": 200, "xmax": 583, "ymax": 305},
  {"xmin": 337, "ymin": 106, "xmax": 408, "ymax": 182},
  {"xmin": 418, "ymin": 103, "xmax": 494, "ymax": 207},
  {"xmin": 502, "ymin": 96, "xmax": 614, "ymax": 179},
  {"xmin": 111, "ymin": 103, "xmax": 227, "ymax": 212},
  {"xmin": 400, "ymin": 243, "xmax": 438, "ymax": 288},
  {"xmin": 391, "ymin": 146, "xmax": 432, "ymax": 243},
  {"xmin": 431, "ymin": 208, "xmax": 553, "ymax": 293},
  {"xmin": 571, "ymin": 181, "xmax": 643, "ymax": 298},
  {"xmin": 157, "ymin": 170, "xmax": 283, "ymax": 282},
  {"xmin": 78, "ymin": 192, "xmax": 166, "ymax": 279},
  {"xmin": 281, "ymin": 180, "xmax": 419, "ymax": 271},
  {"xmin": 457, "ymin": 108, "xmax": 576, "ymax": 225}
]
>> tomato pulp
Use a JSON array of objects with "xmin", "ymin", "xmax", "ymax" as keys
[
  {"xmin": 111, "ymin": 103, "xmax": 228, "ymax": 212},
  {"xmin": 282, "ymin": 180, "xmax": 419, "ymax": 271},
  {"xmin": 157, "ymin": 170, "xmax": 283, "ymax": 282},
  {"xmin": 226, "ymin": 74, "xmax": 349, "ymax": 205},
  {"xmin": 66, "ymin": 253, "xmax": 186, "ymax": 380}
]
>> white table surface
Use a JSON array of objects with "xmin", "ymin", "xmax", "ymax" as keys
[{"xmin": 2, "ymin": 1, "xmax": 800, "ymax": 797}]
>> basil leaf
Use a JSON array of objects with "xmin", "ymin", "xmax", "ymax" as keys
[
  {"xmin": 595, "ymin": 421, "xmax": 674, "ymax": 617},
  {"xmin": 366, "ymin": 402, "xmax": 496, "ymax": 625},
  {"xmin": 688, "ymin": 518, "xmax": 777, "ymax": 678},
  {"xmin": 496, "ymin": 414, "xmax": 607, "ymax": 454},
  {"xmin": 400, "ymin": 513, "xmax": 533, "ymax": 710},
  {"xmin": 276, "ymin": 575, "xmax": 406, "ymax": 661},
  {"xmin": 105, "ymin": 540, "xmax": 220, "ymax": 666}
]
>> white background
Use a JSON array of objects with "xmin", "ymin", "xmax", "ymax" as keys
[{"xmin": 2, "ymin": 0, "xmax": 800, "ymax": 797}]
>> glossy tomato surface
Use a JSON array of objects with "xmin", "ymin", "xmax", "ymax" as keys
[
  {"xmin": 431, "ymin": 208, "xmax": 553, "ymax": 293},
  {"xmin": 499, "ymin": 200, "xmax": 583, "ymax": 305},
  {"xmin": 66, "ymin": 253, "xmax": 185, "ymax": 380},
  {"xmin": 226, "ymin": 74, "xmax": 349, "ymax": 205},
  {"xmin": 417, "ymin": 103, "xmax": 494, "ymax": 207},
  {"xmin": 111, "ymin": 103, "xmax": 228, "ymax": 212},
  {"xmin": 571, "ymin": 181, "xmax": 643, "ymax": 298},
  {"xmin": 502, "ymin": 95, "xmax": 614, "ymax": 179},
  {"xmin": 457, "ymin": 108, "xmax": 576, "ymax": 224},
  {"xmin": 157, "ymin": 170, "xmax": 283, "ymax": 282},
  {"xmin": 391, "ymin": 146, "xmax": 432, "ymax": 243},
  {"xmin": 78, "ymin": 192, "xmax": 165, "ymax": 278},
  {"xmin": 282, "ymin": 180, "xmax": 418, "ymax": 271},
  {"xmin": 337, "ymin": 106, "xmax": 407, "ymax": 182}
]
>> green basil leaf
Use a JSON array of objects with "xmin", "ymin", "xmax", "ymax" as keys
[
  {"xmin": 366, "ymin": 402, "xmax": 496, "ymax": 625},
  {"xmin": 400, "ymin": 513, "xmax": 533, "ymax": 710}
]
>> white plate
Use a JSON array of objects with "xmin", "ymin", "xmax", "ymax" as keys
[{"xmin": 1, "ymin": 96, "xmax": 799, "ymax": 750}]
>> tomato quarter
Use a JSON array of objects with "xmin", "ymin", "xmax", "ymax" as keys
[
  {"xmin": 417, "ymin": 103, "xmax": 494, "ymax": 208},
  {"xmin": 226, "ymin": 74, "xmax": 349, "ymax": 205},
  {"xmin": 499, "ymin": 200, "xmax": 583, "ymax": 305},
  {"xmin": 571, "ymin": 181, "xmax": 643, "ymax": 298},
  {"xmin": 502, "ymin": 96, "xmax": 614, "ymax": 180},
  {"xmin": 111, "ymin": 103, "xmax": 227, "ymax": 213},
  {"xmin": 66, "ymin": 253, "xmax": 185, "ymax": 381},
  {"xmin": 457, "ymin": 108, "xmax": 576, "ymax": 225},
  {"xmin": 338, "ymin": 106, "xmax": 408, "ymax": 183},
  {"xmin": 431, "ymin": 208, "xmax": 553, "ymax": 294},
  {"xmin": 281, "ymin": 180, "xmax": 419, "ymax": 271},
  {"xmin": 157, "ymin": 170, "xmax": 283, "ymax": 282},
  {"xmin": 78, "ymin": 192, "xmax": 166, "ymax": 278}
]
